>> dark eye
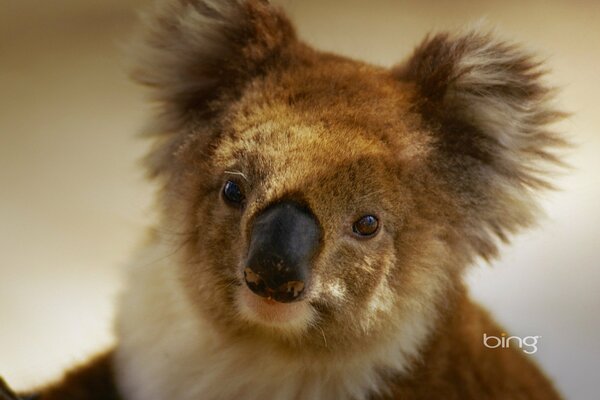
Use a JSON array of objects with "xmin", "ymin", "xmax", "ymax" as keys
[
  {"xmin": 222, "ymin": 180, "xmax": 245, "ymax": 207},
  {"xmin": 352, "ymin": 215, "xmax": 379, "ymax": 238}
]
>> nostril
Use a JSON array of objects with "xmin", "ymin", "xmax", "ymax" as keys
[
  {"xmin": 244, "ymin": 267, "xmax": 267, "ymax": 295},
  {"xmin": 244, "ymin": 267, "xmax": 263, "ymax": 286},
  {"xmin": 277, "ymin": 281, "xmax": 305, "ymax": 299}
]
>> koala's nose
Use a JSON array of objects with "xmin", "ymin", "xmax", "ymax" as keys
[{"xmin": 244, "ymin": 201, "xmax": 320, "ymax": 303}]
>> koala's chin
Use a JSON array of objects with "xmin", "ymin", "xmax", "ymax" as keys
[{"xmin": 20, "ymin": 1, "xmax": 568, "ymax": 400}]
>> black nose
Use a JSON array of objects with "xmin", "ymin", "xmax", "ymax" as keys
[{"xmin": 244, "ymin": 201, "xmax": 320, "ymax": 303}]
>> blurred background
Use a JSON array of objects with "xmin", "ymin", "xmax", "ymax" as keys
[{"xmin": 1, "ymin": 0, "xmax": 598, "ymax": 398}]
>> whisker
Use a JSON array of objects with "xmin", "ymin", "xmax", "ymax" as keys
[
  {"xmin": 224, "ymin": 170, "xmax": 249, "ymax": 182},
  {"xmin": 319, "ymin": 327, "xmax": 328, "ymax": 348}
]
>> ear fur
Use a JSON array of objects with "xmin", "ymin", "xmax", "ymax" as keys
[
  {"xmin": 132, "ymin": 0, "xmax": 296, "ymax": 177},
  {"xmin": 394, "ymin": 30, "xmax": 568, "ymax": 260}
]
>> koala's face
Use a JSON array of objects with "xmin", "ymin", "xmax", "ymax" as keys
[
  {"xmin": 135, "ymin": 0, "xmax": 564, "ymax": 355},
  {"xmin": 161, "ymin": 61, "xmax": 455, "ymax": 355}
]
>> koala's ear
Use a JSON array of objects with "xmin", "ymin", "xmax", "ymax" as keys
[
  {"xmin": 131, "ymin": 0, "xmax": 296, "ymax": 177},
  {"xmin": 134, "ymin": 0, "xmax": 295, "ymax": 111},
  {"xmin": 394, "ymin": 30, "xmax": 568, "ymax": 260}
]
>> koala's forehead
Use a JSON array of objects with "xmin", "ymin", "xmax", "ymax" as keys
[
  {"xmin": 214, "ymin": 116, "xmax": 391, "ymax": 184},
  {"xmin": 213, "ymin": 55, "xmax": 431, "ymax": 169},
  {"xmin": 236, "ymin": 56, "xmax": 424, "ymax": 140}
]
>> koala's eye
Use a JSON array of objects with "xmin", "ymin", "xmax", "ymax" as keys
[
  {"xmin": 222, "ymin": 180, "xmax": 245, "ymax": 207},
  {"xmin": 352, "ymin": 215, "xmax": 379, "ymax": 238}
]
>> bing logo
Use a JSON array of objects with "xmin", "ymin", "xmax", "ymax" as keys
[{"xmin": 483, "ymin": 332, "xmax": 541, "ymax": 354}]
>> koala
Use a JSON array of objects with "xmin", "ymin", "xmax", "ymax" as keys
[{"xmin": 16, "ymin": 0, "xmax": 567, "ymax": 399}]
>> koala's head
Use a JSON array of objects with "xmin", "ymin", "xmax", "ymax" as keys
[{"xmin": 133, "ymin": 0, "xmax": 565, "ymax": 357}]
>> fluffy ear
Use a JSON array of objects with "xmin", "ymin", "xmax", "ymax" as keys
[
  {"xmin": 394, "ymin": 30, "xmax": 568, "ymax": 260},
  {"xmin": 132, "ymin": 0, "xmax": 296, "ymax": 176}
]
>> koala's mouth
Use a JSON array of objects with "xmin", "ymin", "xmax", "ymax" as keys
[{"xmin": 237, "ymin": 285, "xmax": 315, "ymax": 328}]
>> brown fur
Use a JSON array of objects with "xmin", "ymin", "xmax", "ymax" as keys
[
  {"xmin": 24, "ymin": 352, "xmax": 119, "ymax": 400},
  {"xmin": 28, "ymin": 1, "xmax": 566, "ymax": 399}
]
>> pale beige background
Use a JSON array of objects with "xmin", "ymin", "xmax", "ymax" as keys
[{"xmin": 1, "ymin": 0, "xmax": 599, "ymax": 399}]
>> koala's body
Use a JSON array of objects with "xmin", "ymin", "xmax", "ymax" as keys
[{"xmin": 23, "ymin": 1, "xmax": 566, "ymax": 399}]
